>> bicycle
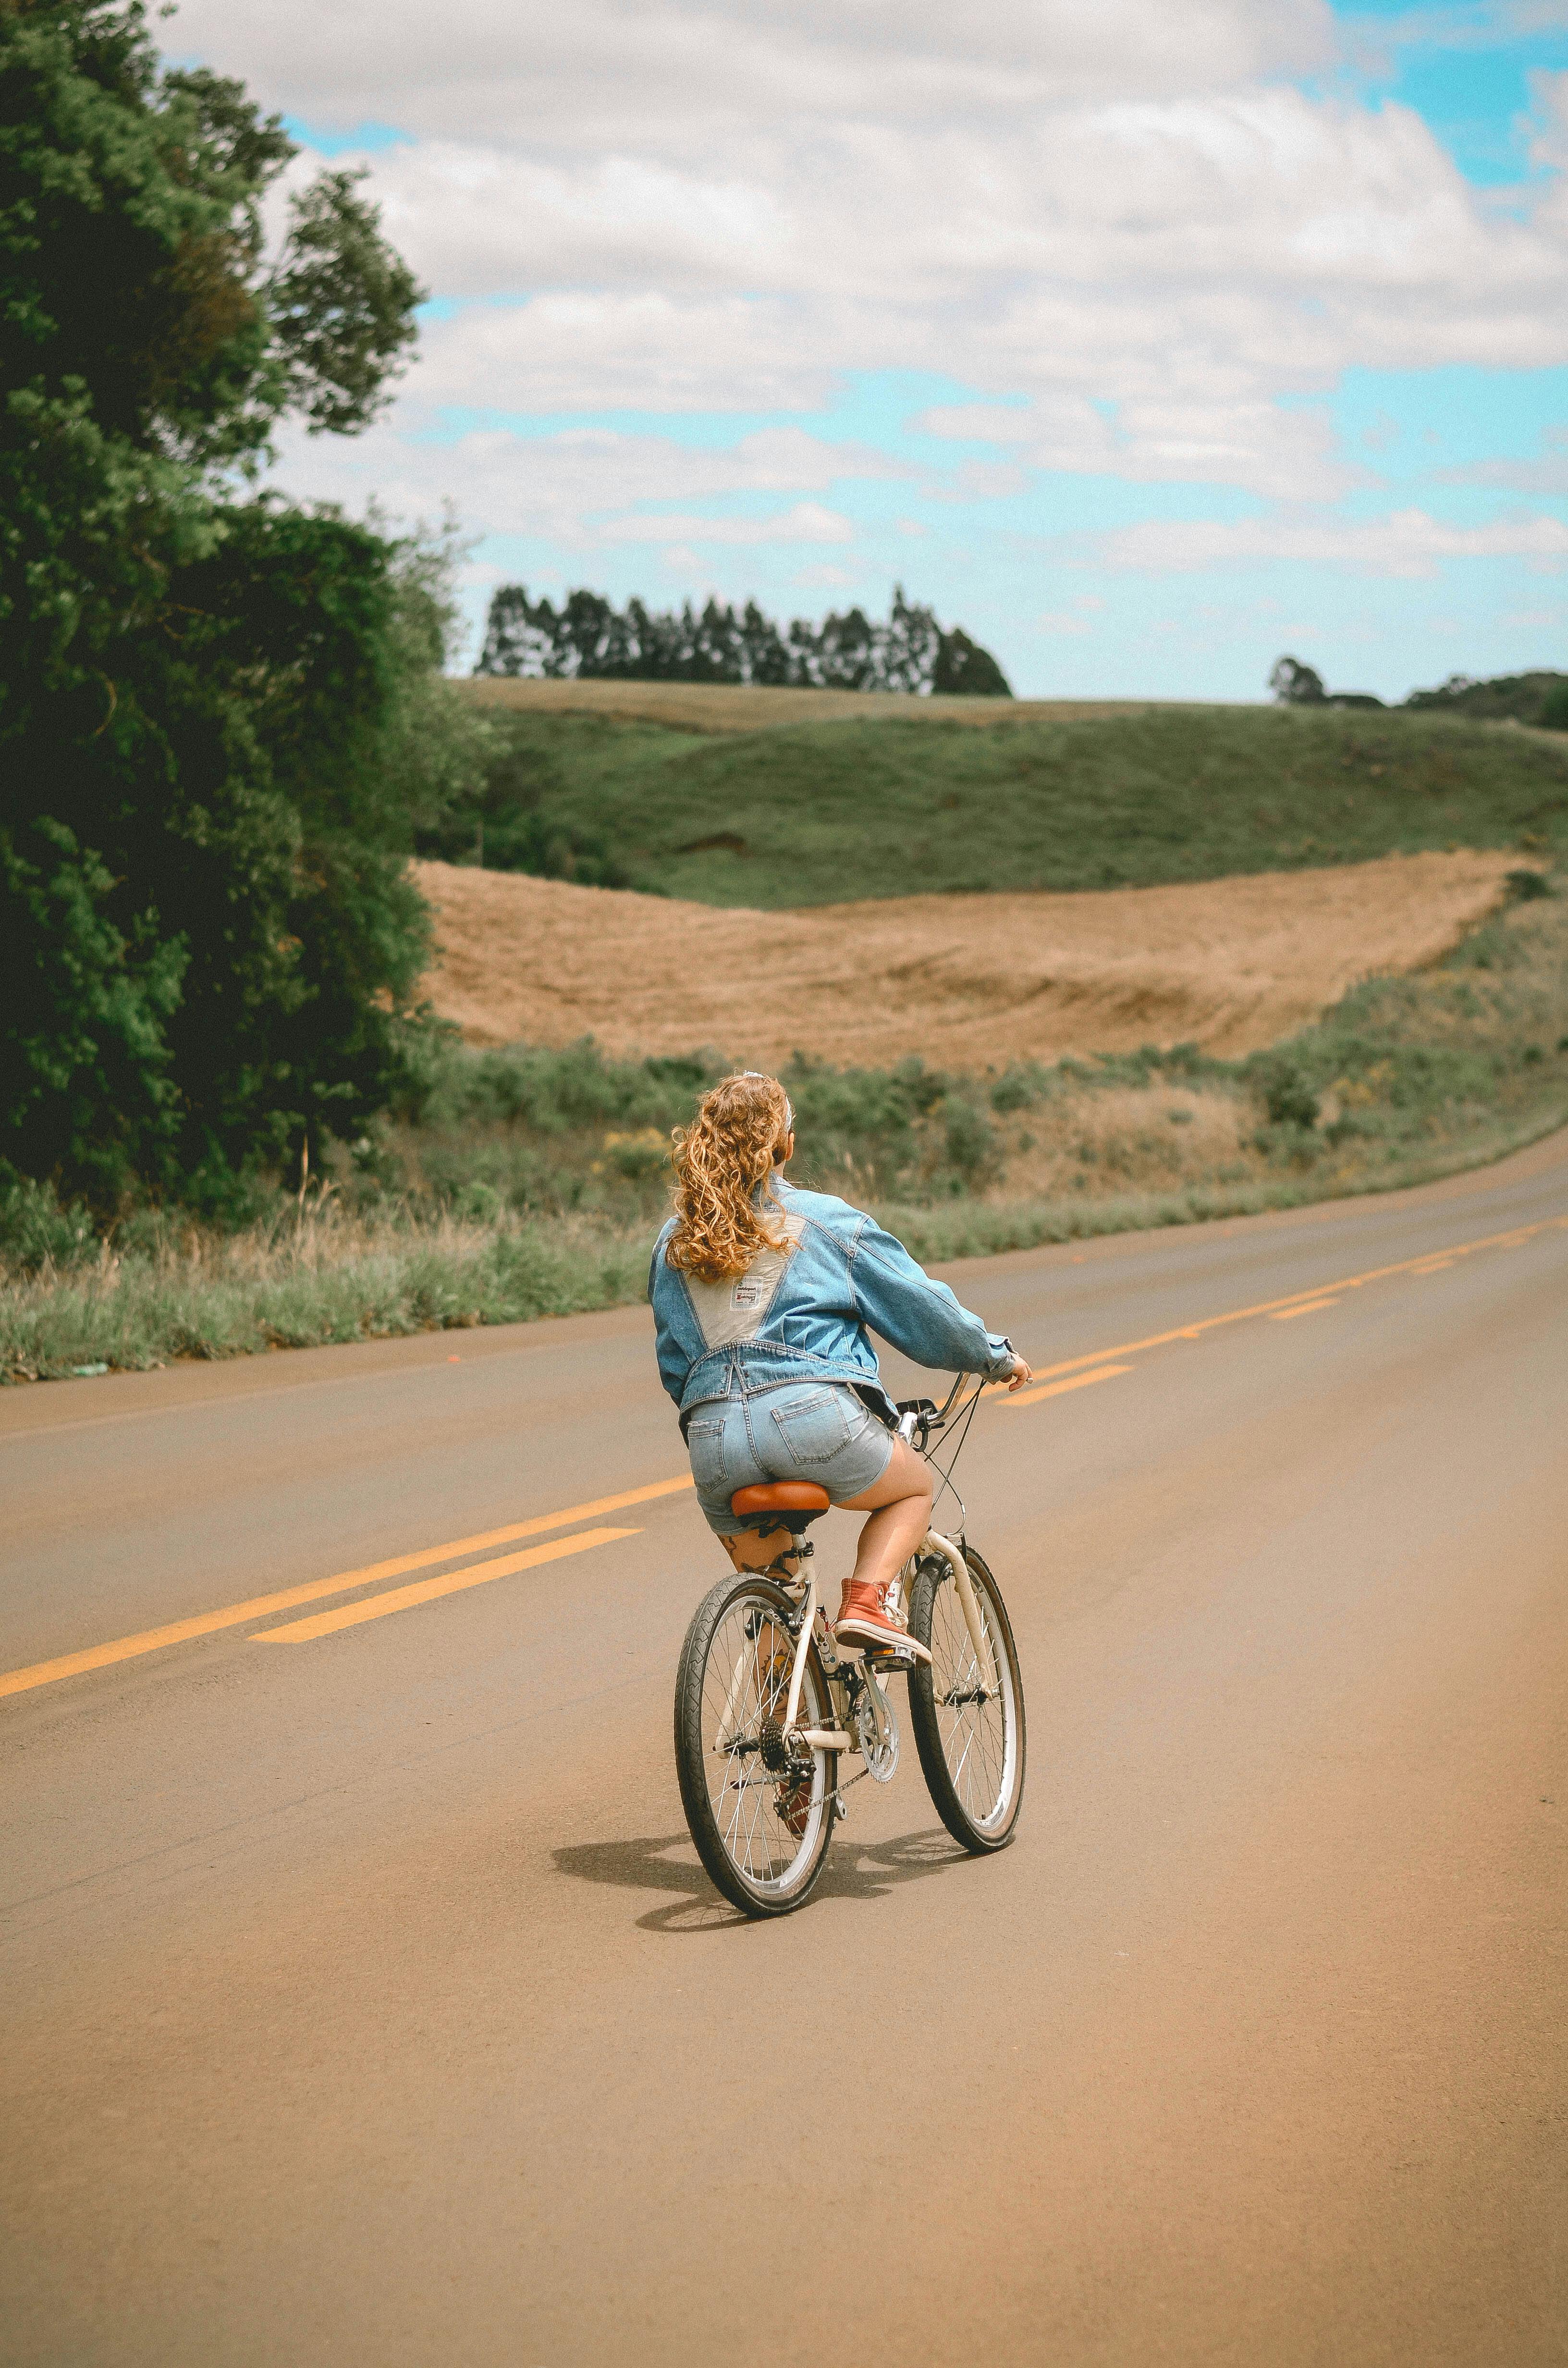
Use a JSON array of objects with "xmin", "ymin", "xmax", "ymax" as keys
[{"xmin": 672, "ymin": 1375, "xmax": 1026, "ymax": 1918}]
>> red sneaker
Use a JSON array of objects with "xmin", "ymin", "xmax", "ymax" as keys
[{"xmin": 834, "ymin": 1580, "xmax": 932, "ymax": 1663}]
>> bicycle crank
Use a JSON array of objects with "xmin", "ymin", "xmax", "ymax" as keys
[{"xmin": 853, "ymin": 1671, "xmax": 899, "ymax": 1783}]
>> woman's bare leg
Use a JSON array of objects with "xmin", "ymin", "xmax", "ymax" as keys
[{"xmin": 836, "ymin": 1437, "xmax": 933, "ymax": 1599}]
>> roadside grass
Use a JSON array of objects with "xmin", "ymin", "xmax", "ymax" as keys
[
  {"xmin": 5, "ymin": 875, "xmax": 1564, "ymax": 1382},
  {"xmin": 0, "ymin": 1207, "xmax": 652, "ymax": 1384},
  {"xmin": 431, "ymin": 695, "xmax": 1568, "ymax": 909}
]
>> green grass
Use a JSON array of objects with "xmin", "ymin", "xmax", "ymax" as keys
[
  {"xmin": 443, "ymin": 700, "xmax": 1568, "ymax": 908},
  {"xmin": 5, "ymin": 876, "xmax": 1565, "ymax": 1382}
]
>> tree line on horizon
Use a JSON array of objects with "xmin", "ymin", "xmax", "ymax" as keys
[
  {"xmin": 1271, "ymin": 654, "xmax": 1568, "ymax": 728},
  {"xmin": 476, "ymin": 584, "xmax": 1014, "ymax": 698}
]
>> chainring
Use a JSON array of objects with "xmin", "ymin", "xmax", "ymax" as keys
[{"xmin": 853, "ymin": 1674, "xmax": 900, "ymax": 1783}]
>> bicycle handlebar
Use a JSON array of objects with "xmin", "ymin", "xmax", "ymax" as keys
[{"xmin": 894, "ymin": 1371, "xmax": 979, "ymax": 1450}]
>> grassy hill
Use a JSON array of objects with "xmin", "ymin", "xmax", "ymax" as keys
[{"xmin": 442, "ymin": 685, "xmax": 1568, "ymax": 909}]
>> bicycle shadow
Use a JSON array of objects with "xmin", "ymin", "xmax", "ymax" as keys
[{"xmin": 552, "ymin": 1826, "xmax": 974, "ymax": 1935}]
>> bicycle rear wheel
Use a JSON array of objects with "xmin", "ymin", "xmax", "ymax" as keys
[
  {"xmin": 908, "ymin": 1544, "xmax": 1025, "ymax": 1852},
  {"xmin": 674, "ymin": 1573, "xmax": 840, "ymax": 1919}
]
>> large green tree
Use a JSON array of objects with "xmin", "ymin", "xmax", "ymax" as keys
[{"xmin": 0, "ymin": 0, "xmax": 427, "ymax": 1206}]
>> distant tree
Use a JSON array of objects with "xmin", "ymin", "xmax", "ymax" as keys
[
  {"xmin": 379, "ymin": 509, "xmax": 501, "ymax": 857},
  {"xmin": 736, "ymin": 599, "xmax": 792, "ymax": 686},
  {"xmin": 1, "ymin": 0, "xmax": 425, "ymax": 1207},
  {"xmin": 1404, "ymin": 669, "xmax": 1568, "ymax": 726},
  {"xmin": 476, "ymin": 582, "xmax": 1012, "ymax": 695},
  {"xmin": 880, "ymin": 588, "xmax": 943, "ymax": 695},
  {"xmin": 933, "ymin": 627, "xmax": 1012, "ymax": 698},
  {"xmin": 1268, "ymin": 656, "xmax": 1327, "ymax": 705},
  {"xmin": 814, "ymin": 604, "xmax": 880, "ymax": 690}
]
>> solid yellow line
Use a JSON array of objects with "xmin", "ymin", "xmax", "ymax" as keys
[
  {"xmin": 1269, "ymin": 1299, "xmax": 1340, "ymax": 1321},
  {"xmin": 1004, "ymin": 1364, "xmax": 1133, "ymax": 1407},
  {"xmin": 252, "ymin": 1527, "xmax": 639, "ymax": 1642},
  {"xmin": 1019, "ymin": 1213, "xmax": 1568, "ymax": 1384},
  {"xmin": 0, "ymin": 1477, "xmax": 692, "ymax": 1700}
]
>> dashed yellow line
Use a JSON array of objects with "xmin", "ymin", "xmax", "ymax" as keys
[
  {"xmin": 1004, "ymin": 1364, "xmax": 1132, "ymax": 1406},
  {"xmin": 252, "ymin": 1527, "xmax": 640, "ymax": 1643},
  {"xmin": 1014, "ymin": 1213, "xmax": 1568, "ymax": 1385},
  {"xmin": 8, "ymin": 1210, "xmax": 1565, "ymax": 1697},
  {"xmin": 0, "ymin": 1476, "xmax": 692, "ymax": 1698}
]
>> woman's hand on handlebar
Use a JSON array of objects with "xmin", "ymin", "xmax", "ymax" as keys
[{"xmin": 1003, "ymin": 1353, "xmax": 1034, "ymax": 1392}]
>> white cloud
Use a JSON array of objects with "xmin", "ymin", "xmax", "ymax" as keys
[
  {"xmin": 163, "ymin": 0, "xmax": 1568, "ymax": 637},
  {"xmin": 919, "ymin": 404, "xmax": 1036, "ymax": 443},
  {"xmin": 599, "ymin": 502, "xmax": 854, "ymax": 545},
  {"xmin": 166, "ymin": 0, "xmax": 1342, "ymax": 136},
  {"xmin": 1092, "ymin": 505, "xmax": 1568, "ymax": 576},
  {"xmin": 1440, "ymin": 427, "xmax": 1568, "ymax": 493},
  {"xmin": 270, "ymin": 419, "xmax": 896, "ymax": 543},
  {"xmin": 166, "ymin": 0, "xmax": 1568, "ymax": 457}
]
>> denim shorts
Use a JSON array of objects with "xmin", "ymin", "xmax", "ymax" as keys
[{"xmin": 684, "ymin": 1381, "xmax": 895, "ymax": 1537}]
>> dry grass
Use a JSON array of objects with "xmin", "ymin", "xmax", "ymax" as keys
[
  {"xmin": 7, "ymin": 877, "xmax": 1564, "ymax": 1385},
  {"xmin": 995, "ymin": 1084, "xmax": 1251, "ymax": 1200},
  {"xmin": 413, "ymin": 848, "xmax": 1518, "ymax": 1068},
  {"xmin": 465, "ymin": 678, "xmax": 1186, "ymax": 734}
]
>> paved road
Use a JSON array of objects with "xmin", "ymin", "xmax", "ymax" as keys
[{"xmin": 4, "ymin": 1138, "xmax": 1567, "ymax": 2367}]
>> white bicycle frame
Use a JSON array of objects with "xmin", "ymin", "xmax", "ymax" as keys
[
  {"xmin": 717, "ymin": 1373, "xmax": 996, "ymax": 1770},
  {"xmin": 771, "ymin": 1527, "xmax": 991, "ymax": 1757}
]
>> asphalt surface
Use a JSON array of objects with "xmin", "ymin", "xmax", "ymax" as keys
[{"xmin": 3, "ymin": 1136, "xmax": 1566, "ymax": 2366}]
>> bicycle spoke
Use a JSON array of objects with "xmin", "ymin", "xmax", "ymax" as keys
[
  {"xmin": 924, "ymin": 1564, "xmax": 1014, "ymax": 1828},
  {"xmin": 693, "ymin": 1593, "xmax": 827, "ymax": 1891}
]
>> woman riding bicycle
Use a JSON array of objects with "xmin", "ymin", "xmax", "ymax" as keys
[{"xmin": 649, "ymin": 1070, "xmax": 1033, "ymax": 1656}]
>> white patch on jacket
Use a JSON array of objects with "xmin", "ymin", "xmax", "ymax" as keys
[{"xmin": 682, "ymin": 1215, "xmax": 806, "ymax": 1348}]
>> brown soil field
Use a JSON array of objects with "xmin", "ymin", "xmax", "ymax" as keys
[
  {"xmin": 412, "ymin": 848, "xmax": 1517, "ymax": 1068},
  {"xmin": 464, "ymin": 678, "xmax": 1193, "ymax": 733}
]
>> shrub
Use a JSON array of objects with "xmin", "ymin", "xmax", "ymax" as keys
[
  {"xmin": 0, "ymin": 1174, "xmax": 97, "ymax": 1274},
  {"xmin": 1254, "ymin": 1059, "xmax": 1320, "ymax": 1130}
]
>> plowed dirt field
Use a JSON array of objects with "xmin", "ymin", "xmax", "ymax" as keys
[{"xmin": 412, "ymin": 848, "xmax": 1517, "ymax": 1066}]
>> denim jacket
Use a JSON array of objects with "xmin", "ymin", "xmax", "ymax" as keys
[{"xmin": 648, "ymin": 1177, "xmax": 1016, "ymax": 1422}]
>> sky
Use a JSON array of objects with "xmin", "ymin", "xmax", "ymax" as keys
[{"xmin": 162, "ymin": 0, "xmax": 1568, "ymax": 699}]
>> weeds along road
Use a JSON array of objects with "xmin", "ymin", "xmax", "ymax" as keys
[{"xmin": 4, "ymin": 1134, "xmax": 1567, "ymax": 2368}]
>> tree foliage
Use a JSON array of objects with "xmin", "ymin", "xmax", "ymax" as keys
[
  {"xmin": 1273, "ymin": 654, "xmax": 1568, "ymax": 722},
  {"xmin": 1268, "ymin": 655, "xmax": 1327, "ymax": 705},
  {"xmin": 1404, "ymin": 669, "xmax": 1568, "ymax": 727},
  {"xmin": 0, "ymin": 0, "xmax": 427, "ymax": 1208},
  {"xmin": 476, "ymin": 583, "xmax": 1013, "ymax": 697}
]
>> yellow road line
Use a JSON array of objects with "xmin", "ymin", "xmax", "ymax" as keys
[
  {"xmin": 10, "ymin": 1212, "xmax": 1565, "ymax": 1702},
  {"xmin": 1270, "ymin": 1299, "xmax": 1340, "ymax": 1321},
  {"xmin": 1019, "ymin": 1213, "xmax": 1568, "ymax": 1384},
  {"xmin": 0, "ymin": 1477, "xmax": 691, "ymax": 1700},
  {"xmin": 252, "ymin": 1527, "xmax": 639, "ymax": 1643},
  {"xmin": 1004, "ymin": 1364, "xmax": 1132, "ymax": 1407}
]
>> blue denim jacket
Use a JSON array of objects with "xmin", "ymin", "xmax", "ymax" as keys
[{"xmin": 648, "ymin": 1178, "xmax": 1016, "ymax": 1421}]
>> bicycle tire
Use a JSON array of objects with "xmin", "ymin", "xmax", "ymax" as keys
[
  {"xmin": 908, "ymin": 1543, "xmax": 1025, "ymax": 1853},
  {"xmin": 674, "ymin": 1572, "xmax": 840, "ymax": 1919}
]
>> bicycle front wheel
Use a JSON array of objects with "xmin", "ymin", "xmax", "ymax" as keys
[
  {"xmin": 908, "ymin": 1544, "xmax": 1025, "ymax": 1852},
  {"xmin": 674, "ymin": 1573, "xmax": 839, "ymax": 1919}
]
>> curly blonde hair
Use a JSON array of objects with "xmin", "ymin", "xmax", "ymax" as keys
[{"xmin": 666, "ymin": 1071, "xmax": 794, "ymax": 1284}]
